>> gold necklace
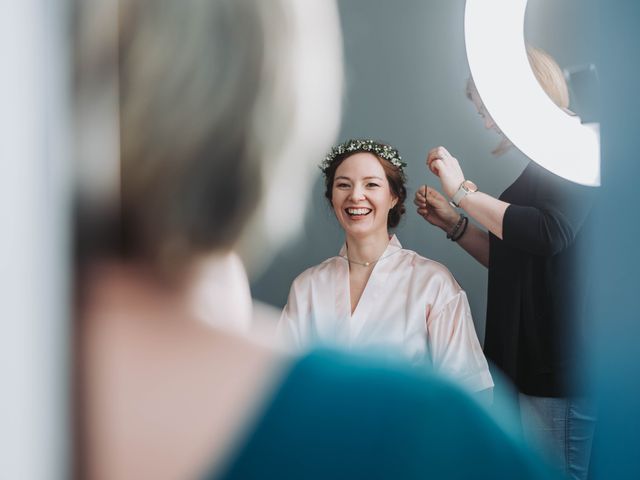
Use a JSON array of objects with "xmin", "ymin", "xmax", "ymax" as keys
[
  {"xmin": 343, "ymin": 256, "xmax": 375, "ymax": 267},
  {"xmin": 341, "ymin": 248, "xmax": 400, "ymax": 267}
]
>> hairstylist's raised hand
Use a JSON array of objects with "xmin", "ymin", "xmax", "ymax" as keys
[
  {"xmin": 414, "ymin": 185, "xmax": 460, "ymax": 233},
  {"xmin": 427, "ymin": 146, "xmax": 465, "ymax": 199}
]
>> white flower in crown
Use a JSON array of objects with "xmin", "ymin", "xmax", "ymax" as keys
[{"xmin": 319, "ymin": 139, "xmax": 407, "ymax": 176}]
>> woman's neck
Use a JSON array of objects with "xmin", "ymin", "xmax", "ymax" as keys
[
  {"xmin": 80, "ymin": 253, "xmax": 284, "ymax": 480},
  {"xmin": 345, "ymin": 230, "xmax": 391, "ymax": 265},
  {"xmin": 83, "ymin": 250, "xmax": 253, "ymax": 332}
]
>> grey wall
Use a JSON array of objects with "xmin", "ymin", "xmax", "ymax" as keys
[{"xmin": 251, "ymin": 0, "xmax": 597, "ymax": 343}]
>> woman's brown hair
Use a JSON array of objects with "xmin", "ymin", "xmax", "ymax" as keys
[{"xmin": 323, "ymin": 145, "xmax": 407, "ymax": 229}]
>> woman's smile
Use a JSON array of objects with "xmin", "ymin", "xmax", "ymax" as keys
[{"xmin": 345, "ymin": 207, "xmax": 372, "ymax": 219}]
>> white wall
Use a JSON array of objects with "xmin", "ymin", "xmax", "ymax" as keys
[{"xmin": 0, "ymin": 1, "xmax": 71, "ymax": 478}]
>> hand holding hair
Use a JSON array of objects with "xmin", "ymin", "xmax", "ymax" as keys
[
  {"xmin": 414, "ymin": 184, "xmax": 460, "ymax": 232},
  {"xmin": 426, "ymin": 146, "xmax": 465, "ymax": 199}
]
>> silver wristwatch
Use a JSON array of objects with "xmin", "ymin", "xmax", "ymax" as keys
[{"xmin": 450, "ymin": 180, "xmax": 478, "ymax": 208}]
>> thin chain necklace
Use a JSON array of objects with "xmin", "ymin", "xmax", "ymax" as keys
[{"xmin": 341, "ymin": 248, "xmax": 400, "ymax": 267}]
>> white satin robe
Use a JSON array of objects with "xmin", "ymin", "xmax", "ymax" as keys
[{"xmin": 278, "ymin": 235, "xmax": 493, "ymax": 392}]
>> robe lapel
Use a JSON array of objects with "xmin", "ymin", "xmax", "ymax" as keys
[
  {"xmin": 343, "ymin": 236, "xmax": 403, "ymax": 344},
  {"xmin": 332, "ymin": 244, "xmax": 352, "ymax": 345}
]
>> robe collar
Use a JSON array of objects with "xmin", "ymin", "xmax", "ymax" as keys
[{"xmin": 338, "ymin": 234, "xmax": 402, "ymax": 259}]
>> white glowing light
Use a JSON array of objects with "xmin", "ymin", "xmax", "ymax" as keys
[{"xmin": 464, "ymin": 0, "xmax": 600, "ymax": 186}]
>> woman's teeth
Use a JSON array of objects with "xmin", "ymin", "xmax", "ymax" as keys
[{"xmin": 346, "ymin": 208, "xmax": 371, "ymax": 216}]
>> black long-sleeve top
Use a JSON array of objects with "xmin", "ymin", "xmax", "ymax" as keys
[{"xmin": 484, "ymin": 161, "xmax": 597, "ymax": 397}]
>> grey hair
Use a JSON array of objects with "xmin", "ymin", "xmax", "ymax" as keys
[
  {"xmin": 75, "ymin": 0, "xmax": 342, "ymax": 276},
  {"xmin": 118, "ymin": 0, "xmax": 292, "ymax": 271}
]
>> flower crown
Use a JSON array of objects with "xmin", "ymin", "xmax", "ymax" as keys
[{"xmin": 320, "ymin": 139, "xmax": 407, "ymax": 176}]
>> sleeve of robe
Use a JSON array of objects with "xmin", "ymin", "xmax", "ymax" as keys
[
  {"xmin": 277, "ymin": 275, "xmax": 309, "ymax": 351},
  {"xmin": 426, "ymin": 290, "xmax": 494, "ymax": 392}
]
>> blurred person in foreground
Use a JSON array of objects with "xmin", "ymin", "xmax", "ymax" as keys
[
  {"xmin": 278, "ymin": 139, "xmax": 493, "ymax": 396},
  {"xmin": 414, "ymin": 47, "xmax": 597, "ymax": 479},
  {"xmin": 74, "ymin": 1, "xmax": 560, "ymax": 479}
]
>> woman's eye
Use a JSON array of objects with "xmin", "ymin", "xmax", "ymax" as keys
[
  {"xmin": 336, "ymin": 183, "xmax": 350, "ymax": 189},
  {"xmin": 367, "ymin": 183, "xmax": 380, "ymax": 188}
]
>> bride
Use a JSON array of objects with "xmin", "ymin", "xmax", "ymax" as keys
[{"xmin": 279, "ymin": 139, "xmax": 493, "ymax": 394}]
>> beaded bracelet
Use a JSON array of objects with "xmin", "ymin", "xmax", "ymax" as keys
[
  {"xmin": 446, "ymin": 214, "xmax": 465, "ymax": 240},
  {"xmin": 451, "ymin": 215, "xmax": 469, "ymax": 242}
]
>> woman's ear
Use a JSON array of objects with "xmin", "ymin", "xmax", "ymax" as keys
[{"xmin": 391, "ymin": 196, "xmax": 398, "ymax": 209}]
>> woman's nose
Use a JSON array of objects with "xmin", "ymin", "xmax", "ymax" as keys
[{"xmin": 349, "ymin": 186, "xmax": 365, "ymax": 201}]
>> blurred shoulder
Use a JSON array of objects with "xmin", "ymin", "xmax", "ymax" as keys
[{"xmin": 221, "ymin": 348, "xmax": 556, "ymax": 480}]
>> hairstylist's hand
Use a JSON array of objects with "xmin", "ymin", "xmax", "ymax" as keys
[
  {"xmin": 414, "ymin": 185, "xmax": 460, "ymax": 233},
  {"xmin": 427, "ymin": 146, "xmax": 465, "ymax": 199}
]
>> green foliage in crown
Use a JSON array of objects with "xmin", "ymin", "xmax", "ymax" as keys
[{"xmin": 320, "ymin": 139, "xmax": 407, "ymax": 178}]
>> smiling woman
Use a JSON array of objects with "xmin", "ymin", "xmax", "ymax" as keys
[{"xmin": 278, "ymin": 139, "xmax": 493, "ymax": 394}]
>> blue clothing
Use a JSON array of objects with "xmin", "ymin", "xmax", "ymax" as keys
[
  {"xmin": 519, "ymin": 393, "xmax": 596, "ymax": 480},
  {"xmin": 212, "ymin": 349, "xmax": 558, "ymax": 480}
]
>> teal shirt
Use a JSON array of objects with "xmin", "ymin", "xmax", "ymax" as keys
[{"xmin": 212, "ymin": 349, "xmax": 558, "ymax": 480}]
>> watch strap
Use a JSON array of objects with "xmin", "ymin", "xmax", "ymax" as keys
[
  {"xmin": 450, "ymin": 180, "xmax": 477, "ymax": 208},
  {"xmin": 451, "ymin": 182, "xmax": 468, "ymax": 208}
]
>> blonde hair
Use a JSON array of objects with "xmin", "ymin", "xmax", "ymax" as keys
[
  {"xmin": 467, "ymin": 45, "xmax": 570, "ymax": 156},
  {"xmin": 526, "ymin": 46, "xmax": 570, "ymax": 110}
]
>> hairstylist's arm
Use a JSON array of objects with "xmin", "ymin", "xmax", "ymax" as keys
[
  {"xmin": 427, "ymin": 146, "xmax": 510, "ymax": 239},
  {"xmin": 414, "ymin": 186, "xmax": 490, "ymax": 268},
  {"xmin": 428, "ymin": 146, "xmax": 597, "ymax": 256}
]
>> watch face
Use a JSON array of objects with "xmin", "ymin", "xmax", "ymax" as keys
[{"xmin": 463, "ymin": 180, "xmax": 478, "ymax": 192}]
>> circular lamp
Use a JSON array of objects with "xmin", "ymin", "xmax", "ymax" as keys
[{"xmin": 464, "ymin": 0, "xmax": 600, "ymax": 186}]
